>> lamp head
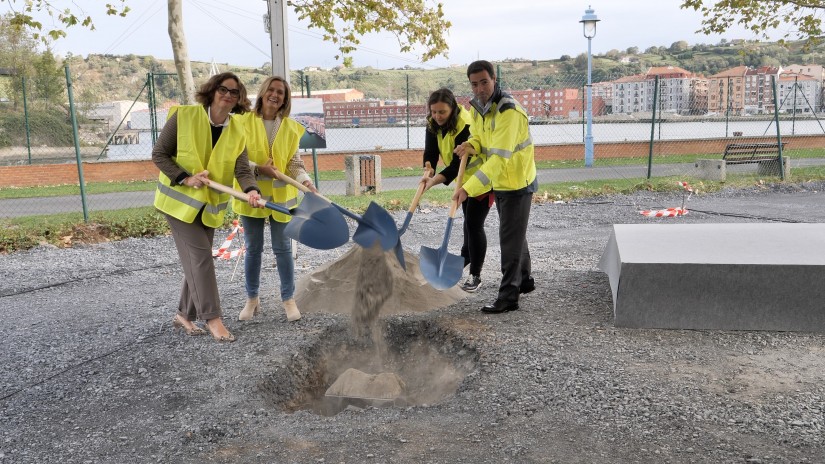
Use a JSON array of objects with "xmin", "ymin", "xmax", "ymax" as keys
[{"xmin": 580, "ymin": 6, "xmax": 599, "ymax": 39}]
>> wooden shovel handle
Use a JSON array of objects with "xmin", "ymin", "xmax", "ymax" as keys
[
  {"xmin": 408, "ymin": 161, "xmax": 434, "ymax": 214},
  {"xmin": 448, "ymin": 153, "xmax": 469, "ymax": 218},
  {"xmin": 203, "ymin": 178, "xmax": 267, "ymax": 208},
  {"xmin": 271, "ymin": 169, "xmax": 333, "ymax": 204}
]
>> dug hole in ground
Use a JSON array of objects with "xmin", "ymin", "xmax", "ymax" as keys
[{"xmin": 2, "ymin": 183, "xmax": 825, "ymax": 463}]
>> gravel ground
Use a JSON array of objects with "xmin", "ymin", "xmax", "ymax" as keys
[{"xmin": 3, "ymin": 182, "xmax": 825, "ymax": 463}]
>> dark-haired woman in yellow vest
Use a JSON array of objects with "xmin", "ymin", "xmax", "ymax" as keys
[
  {"xmin": 152, "ymin": 72, "xmax": 262, "ymax": 343},
  {"xmin": 420, "ymin": 88, "xmax": 492, "ymax": 293},
  {"xmin": 233, "ymin": 76, "xmax": 314, "ymax": 323}
]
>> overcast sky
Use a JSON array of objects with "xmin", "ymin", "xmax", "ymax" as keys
[{"xmin": 4, "ymin": 0, "xmax": 782, "ymax": 70}]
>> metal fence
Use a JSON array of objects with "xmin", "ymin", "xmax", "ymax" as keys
[{"xmin": 2, "ymin": 65, "xmax": 824, "ymax": 220}]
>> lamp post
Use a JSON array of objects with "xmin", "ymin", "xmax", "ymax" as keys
[{"xmin": 580, "ymin": 6, "xmax": 599, "ymax": 167}]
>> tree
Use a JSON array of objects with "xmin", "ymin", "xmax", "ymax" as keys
[
  {"xmin": 290, "ymin": 0, "xmax": 451, "ymax": 66},
  {"xmin": 3, "ymin": 0, "xmax": 130, "ymax": 43},
  {"xmin": 681, "ymin": 1, "xmax": 825, "ymax": 44},
  {"xmin": 167, "ymin": 0, "xmax": 194, "ymax": 103},
  {"xmin": 670, "ymin": 40, "xmax": 689, "ymax": 52},
  {"xmin": 5, "ymin": 1, "xmax": 453, "ymax": 105}
]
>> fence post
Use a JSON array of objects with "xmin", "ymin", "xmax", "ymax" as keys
[
  {"xmin": 647, "ymin": 75, "xmax": 659, "ymax": 179},
  {"xmin": 771, "ymin": 75, "xmax": 785, "ymax": 180},
  {"xmin": 65, "ymin": 64, "xmax": 89, "ymax": 222},
  {"xmin": 149, "ymin": 73, "xmax": 158, "ymax": 145},
  {"xmin": 306, "ymin": 74, "xmax": 319, "ymax": 187},
  {"xmin": 22, "ymin": 76, "xmax": 32, "ymax": 165}
]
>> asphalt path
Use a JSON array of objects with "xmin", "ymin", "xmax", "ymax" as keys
[{"xmin": 3, "ymin": 159, "xmax": 824, "ymax": 218}]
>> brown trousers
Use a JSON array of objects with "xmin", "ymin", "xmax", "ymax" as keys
[{"xmin": 165, "ymin": 211, "xmax": 222, "ymax": 321}]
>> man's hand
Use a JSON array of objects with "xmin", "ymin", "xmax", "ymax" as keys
[
  {"xmin": 247, "ymin": 190, "xmax": 263, "ymax": 208},
  {"xmin": 453, "ymin": 142, "xmax": 477, "ymax": 158}
]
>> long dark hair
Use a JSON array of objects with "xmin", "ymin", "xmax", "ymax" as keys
[
  {"xmin": 195, "ymin": 72, "xmax": 251, "ymax": 114},
  {"xmin": 426, "ymin": 88, "xmax": 461, "ymax": 135}
]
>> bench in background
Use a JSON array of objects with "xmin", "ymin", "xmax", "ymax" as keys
[
  {"xmin": 694, "ymin": 142, "xmax": 789, "ymax": 181},
  {"xmin": 723, "ymin": 142, "xmax": 786, "ymax": 165}
]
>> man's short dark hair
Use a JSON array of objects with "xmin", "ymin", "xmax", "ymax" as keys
[{"xmin": 467, "ymin": 60, "xmax": 495, "ymax": 80}]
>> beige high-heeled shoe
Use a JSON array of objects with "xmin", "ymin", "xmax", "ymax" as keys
[
  {"xmin": 283, "ymin": 298, "xmax": 301, "ymax": 322},
  {"xmin": 238, "ymin": 296, "xmax": 260, "ymax": 321}
]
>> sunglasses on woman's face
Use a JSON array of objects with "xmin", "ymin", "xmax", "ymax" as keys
[{"xmin": 217, "ymin": 85, "xmax": 240, "ymax": 98}]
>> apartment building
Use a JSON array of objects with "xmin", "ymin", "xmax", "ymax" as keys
[
  {"xmin": 777, "ymin": 72, "xmax": 821, "ymax": 114},
  {"xmin": 612, "ymin": 74, "xmax": 651, "ymax": 114},
  {"xmin": 785, "ymin": 64, "xmax": 825, "ymax": 111},
  {"xmin": 646, "ymin": 66, "xmax": 699, "ymax": 114},
  {"xmin": 743, "ymin": 66, "xmax": 781, "ymax": 114},
  {"xmin": 323, "ymin": 99, "xmax": 426, "ymax": 127},
  {"xmin": 708, "ymin": 66, "xmax": 748, "ymax": 115}
]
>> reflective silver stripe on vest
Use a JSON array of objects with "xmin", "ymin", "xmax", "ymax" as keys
[
  {"xmin": 205, "ymin": 202, "xmax": 228, "ymax": 215},
  {"xmin": 473, "ymin": 170, "xmax": 491, "ymax": 186},
  {"xmin": 157, "ymin": 182, "xmax": 206, "ymax": 210},
  {"xmin": 271, "ymin": 197, "xmax": 299, "ymax": 209},
  {"xmin": 273, "ymin": 179, "xmax": 288, "ymax": 188},
  {"xmin": 467, "ymin": 156, "xmax": 483, "ymax": 170},
  {"xmin": 483, "ymin": 135, "xmax": 532, "ymax": 160}
]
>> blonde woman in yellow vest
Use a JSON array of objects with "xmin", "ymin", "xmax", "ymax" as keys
[
  {"xmin": 420, "ymin": 88, "xmax": 492, "ymax": 294},
  {"xmin": 233, "ymin": 76, "xmax": 314, "ymax": 323},
  {"xmin": 152, "ymin": 72, "xmax": 262, "ymax": 343}
]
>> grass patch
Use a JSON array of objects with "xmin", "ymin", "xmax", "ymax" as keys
[{"xmin": 3, "ymin": 166, "xmax": 825, "ymax": 254}]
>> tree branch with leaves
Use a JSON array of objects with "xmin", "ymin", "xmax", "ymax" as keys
[
  {"xmin": 289, "ymin": 0, "xmax": 451, "ymax": 66},
  {"xmin": 681, "ymin": 0, "xmax": 825, "ymax": 45},
  {"xmin": 2, "ymin": 0, "xmax": 130, "ymax": 42}
]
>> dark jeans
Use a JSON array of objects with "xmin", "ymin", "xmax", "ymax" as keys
[
  {"xmin": 460, "ymin": 194, "xmax": 492, "ymax": 277},
  {"xmin": 494, "ymin": 192, "xmax": 532, "ymax": 303}
]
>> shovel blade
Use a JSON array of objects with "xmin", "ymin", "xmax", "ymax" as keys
[
  {"xmin": 419, "ymin": 245, "xmax": 464, "ymax": 290},
  {"xmin": 285, "ymin": 194, "xmax": 350, "ymax": 250},
  {"xmin": 392, "ymin": 240, "xmax": 406, "ymax": 270},
  {"xmin": 352, "ymin": 201, "xmax": 400, "ymax": 251}
]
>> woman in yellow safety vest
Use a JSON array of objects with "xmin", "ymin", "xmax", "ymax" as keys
[
  {"xmin": 233, "ymin": 76, "xmax": 315, "ymax": 323},
  {"xmin": 152, "ymin": 72, "xmax": 262, "ymax": 343},
  {"xmin": 420, "ymin": 88, "xmax": 492, "ymax": 293}
]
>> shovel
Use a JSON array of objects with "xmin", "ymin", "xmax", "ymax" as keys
[
  {"xmin": 392, "ymin": 162, "xmax": 434, "ymax": 270},
  {"xmin": 204, "ymin": 178, "xmax": 349, "ymax": 250},
  {"xmin": 272, "ymin": 170, "xmax": 399, "ymax": 251},
  {"xmin": 419, "ymin": 153, "xmax": 468, "ymax": 290},
  {"xmin": 398, "ymin": 161, "xmax": 433, "ymax": 236}
]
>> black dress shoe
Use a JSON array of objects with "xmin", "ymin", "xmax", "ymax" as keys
[
  {"xmin": 481, "ymin": 299, "xmax": 519, "ymax": 314},
  {"xmin": 519, "ymin": 277, "xmax": 536, "ymax": 295}
]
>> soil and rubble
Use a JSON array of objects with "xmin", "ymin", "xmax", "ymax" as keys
[{"xmin": 2, "ymin": 182, "xmax": 825, "ymax": 463}]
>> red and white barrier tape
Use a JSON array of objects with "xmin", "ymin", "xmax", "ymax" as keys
[
  {"xmin": 640, "ymin": 207, "xmax": 688, "ymax": 217},
  {"xmin": 212, "ymin": 219, "xmax": 244, "ymax": 258}
]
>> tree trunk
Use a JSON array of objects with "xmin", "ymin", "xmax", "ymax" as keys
[{"xmin": 167, "ymin": 0, "xmax": 195, "ymax": 104}]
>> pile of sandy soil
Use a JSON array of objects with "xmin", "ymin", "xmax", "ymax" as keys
[{"xmin": 295, "ymin": 245, "xmax": 467, "ymax": 315}]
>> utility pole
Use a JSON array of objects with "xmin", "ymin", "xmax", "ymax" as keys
[{"xmin": 264, "ymin": 0, "xmax": 290, "ymax": 83}]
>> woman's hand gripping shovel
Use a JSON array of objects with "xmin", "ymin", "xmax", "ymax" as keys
[
  {"xmin": 419, "ymin": 153, "xmax": 468, "ymax": 289},
  {"xmin": 271, "ymin": 170, "xmax": 399, "ymax": 252},
  {"xmin": 392, "ymin": 161, "xmax": 433, "ymax": 270},
  {"xmin": 203, "ymin": 178, "xmax": 349, "ymax": 250}
]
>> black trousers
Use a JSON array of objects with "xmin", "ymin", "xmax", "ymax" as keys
[
  {"xmin": 460, "ymin": 194, "xmax": 491, "ymax": 277},
  {"xmin": 494, "ymin": 191, "xmax": 532, "ymax": 303}
]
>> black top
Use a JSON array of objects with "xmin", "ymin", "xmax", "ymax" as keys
[{"xmin": 422, "ymin": 124, "xmax": 470, "ymax": 185}]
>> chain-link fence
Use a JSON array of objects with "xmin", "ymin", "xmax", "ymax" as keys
[{"xmin": 2, "ymin": 64, "xmax": 825, "ymax": 219}]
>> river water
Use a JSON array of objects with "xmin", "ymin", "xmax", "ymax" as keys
[{"xmin": 105, "ymin": 119, "xmax": 825, "ymax": 161}]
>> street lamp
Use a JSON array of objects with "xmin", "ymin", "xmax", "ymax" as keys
[{"xmin": 580, "ymin": 6, "xmax": 599, "ymax": 167}]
